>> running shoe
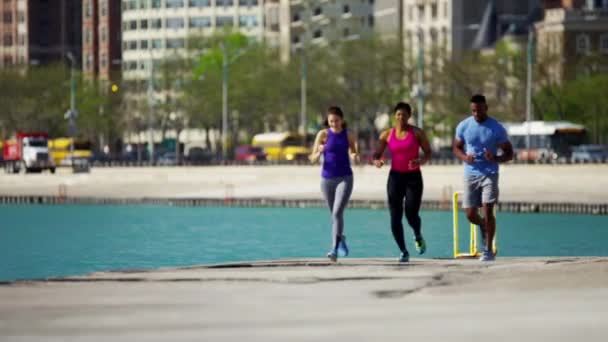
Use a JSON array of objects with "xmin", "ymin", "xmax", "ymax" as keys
[
  {"xmin": 327, "ymin": 249, "xmax": 338, "ymax": 262},
  {"xmin": 479, "ymin": 249, "xmax": 495, "ymax": 262},
  {"xmin": 337, "ymin": 236, "xmax": 349, "ymax": 257},
  {"xmin": 399, "ymin": 251, "xmax": 410, "ymax": 263},
  {"xmin": 415, "ymin": 237, "xmax": 426, "ymax": 255}
]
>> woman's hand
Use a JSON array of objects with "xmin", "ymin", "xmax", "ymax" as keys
[
  {"xmin": 373, "ymin": 159, "xmax": 384, "ymax": 168},
  {"xmin": 409, "ymin": 159, "xmax": 421, "ymax": 169},
  {"xmin": 317, "ymin": 144, "xmax": 325, "ymax": 153}
]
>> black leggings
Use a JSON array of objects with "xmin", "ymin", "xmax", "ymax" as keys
[{"xmin": 387, "ymin": 170, "xmax": 424, "ymax": 253}]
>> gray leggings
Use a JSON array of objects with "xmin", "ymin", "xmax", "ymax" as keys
[{"xmin": 320, "ymin": 175, "xmax": 354, "ymax": 249}]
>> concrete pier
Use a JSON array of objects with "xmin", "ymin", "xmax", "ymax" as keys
[{"xmin": 1, "ymin": 257, "xmax": 607, "ymax": 341}]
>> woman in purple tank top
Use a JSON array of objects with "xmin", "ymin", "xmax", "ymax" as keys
[
  {"xmin": 373, "ymin": 102, "xmax": 432, "ymax": 263},
  {"xmin": 309, "ymin": 106, "xmax": 359, "ymax": 262}
]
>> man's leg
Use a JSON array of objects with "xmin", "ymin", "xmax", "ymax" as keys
[
  {"xmin": 481, "ymin": 174, "xmax": 500, "ymax": 254},
  {"xmin": 481, "ymin": 204, "xmax": 496, "ymax": 252},
  {"xmin": 464, "ymin": 175, "xmax": 483, "ymax": 225}
]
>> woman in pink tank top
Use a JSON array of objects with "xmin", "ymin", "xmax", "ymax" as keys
[{"xmin": 372, "ymin": 102, "xmax": 432, "ymax": 262}]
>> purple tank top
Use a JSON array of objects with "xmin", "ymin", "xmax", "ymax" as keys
[{"xmin": 322, "ymin": 128, "xmax": 353, "ymax": 179}]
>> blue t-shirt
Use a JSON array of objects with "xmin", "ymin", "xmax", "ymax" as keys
[{"xmin": 455, "ymin": 116, "xmax": 509, "ymax": 176}]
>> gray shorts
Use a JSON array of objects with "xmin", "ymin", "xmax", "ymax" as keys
[{"xmin": 463, "ymin": 174, "xmax": 499, "ymax": 208}]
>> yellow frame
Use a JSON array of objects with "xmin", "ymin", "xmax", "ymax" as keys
[{"xmin": 452, "ymin": 191, "xmax": 497, "ymax": 259}]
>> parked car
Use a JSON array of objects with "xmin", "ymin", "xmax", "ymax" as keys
[
  {"xmin": 235, "ymin": 145, "xmax": 267, "ymax": 162},
  {"xmin": 570, "ymin": 145, "xmax": 607, "ymax": 163},
  {"xmin": 157, "ymin": 152, "xmax": 178, "ymax": 166},
  {"xmin": 186, "ymin": 147, "xmax": 215, "ymax": 165}
]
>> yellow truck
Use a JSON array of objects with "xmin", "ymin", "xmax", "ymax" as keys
[
  {"xmin": 48, "ymin": 138, "xmax": 93, "ymax": 167},
  {"xmin": 251, "ymin": 132, "xmax": 311, "ymax": 161}
]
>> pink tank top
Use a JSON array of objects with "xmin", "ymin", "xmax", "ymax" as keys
[{"xmin": 388, "ymin": 127, "xmax": 420, "ymax": 172}]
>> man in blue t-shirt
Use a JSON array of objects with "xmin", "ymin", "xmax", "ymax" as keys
[{"xmin": 453, "ymin": 94, "xmax": 513, "ymax": 261}]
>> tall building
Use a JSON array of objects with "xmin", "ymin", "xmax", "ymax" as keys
[
  {"xmin": 402, "ymin": 0, "xmax": 541, "ymax": 62},
  {"xmin": 0, "ymin": 0, "xmax": 81, "ymax": 68},
  {"xmin": 536, "ymin": 0, "xmax": 608, "ymax": 83},
  {"xmin": 276, "ymin": 0, "xmax": 375, "ymax": 62},
  {"xmin": 373, "ymin": 0, "xmax": 403, "ymax": 40},
  {"xmin": 82, "ymin": 0, "xmax": 122, "ymax": 81},
  {"xmin": 121, "ymin": 0, "xmax": 265, "ymax": 80}
]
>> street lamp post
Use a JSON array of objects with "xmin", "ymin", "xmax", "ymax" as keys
[
  {"xmin": 147, "ymin": 54, "xmax": 156, "ymax": 164},
  {"xmin": 300, "ymin": 51, "xmax": 307, "ymax": 145},
  {"xmin": 221, "ymin": 42, "xmax": 229, "ymax": 164},
  {"xmin": 525, "ymin": 28, "xmax": 535, "ymax": 152},
  {"xmin": 65, "ymin": 52, "xmax": 78, "ymax": 170},
  {"xmin": 411, "ymin": 29, "xmax": 426, "ymax": 129}
]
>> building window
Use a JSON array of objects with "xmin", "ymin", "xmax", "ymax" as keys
[
  {"xmin": 151, "ymin": 18, "xmax": 162, "ymax": 29},
  {"xmin": 3, "ymin": 11, "xmax": 12, "ymax": 23},
  {"xmin": 239, "ymin": 0, "xmax": 257, "ymax": 5},
  {"xmin": 140, "ymin": 40, "xmax": 149, "ymax": 49},
  {"xmin": 140, "ymin": 19, "xmax": 148, "ymax": 29},
  {"xmin": 128, "ymin": 41, "xmax": 137, "ymax": 50},
  {"xmin": 127, "ymin": 0, "xmax": 137, "ymax": 10},
  {"xmin": 216, "ymin": 16, "xmax": 234, "ymax": 27},
  {"xmin": 343, "ymin": 28, "xmax": 350, "ymax": 37},
  {"xmin": 444, "ymin": 1, "xmax": 448, "ymax": 18},
  {"xmin": 418, "ymin": 5, "xmax": 424, "ymax": 21},
  {"xmin": 151, "ymin": 39, "xmax": 163, "ymax": 49},
  {"xmin": 166, "ymin": 38, "xmax": 185, "ymax": 49},
  {"xmin": 292, "ymin": 12, "xmax": 300, "ymax": 22},
  {"xmin": 100, "ymin": 53, "xmax": 107, "ymax": 69},
  {"xmin": 189, "ymin": 0, "xmax": 210, "ymax": 7},
  {"xmin": 129, "ymin": 20, "xmax": 137, "ymax": 30},
  {"xmin": 313, "ymin": 7, "xmax": 322, "ymax": 17},
  {"xmin": 166, "ymin": 0, "xmax": 185, "ymax": 8},
  {"xmin": 85, "ymin": 2, "xmax": 93, "ymax": 17},
  {"xmin": 18, "ymin": 11, "xmax": 24, "ymax": 23},
  {"xmin": 343, "ymin": 5, "xmax": 350, "ymax": 14},
  {"xmin": 85, "ymin": 28, "xmax": 92, "ymax": 43},
  {"xmin": 576, "ymin": 34, "xmax": 590, "ymax": 55},
  {"xmin": 431, "ymin": 3, "xmax": 437, "ymax": 19},
  {"xmin": 139, "ymin": 0, "xmax": 148, "ymax": 9},
  {"xmin": 100, "ymin": 27, "xmax": 107, "ymax": 42},
  {"xmin": 368, "ymin": 15, "xmax": 374, "ymax": 26},
  {"xmin": 313, "ymin": 29, "xmax": 322, "ymax": 39},
  {"xmin": 409, "ymin": 5, "xmax": 414, "ymax": 21},
  {"xmin": 216, "ymin": 0, "xmax": 234, "ymax": 6},
  {"xmin": 600, "ymin": 34, "xmax": 608, "ymax": 54},
  {"xmin": 292, "ymin": 35, "xmax": 299, "ymax": 44},
  {"xmin": 86, "ymin": 54, "xmax": 93, "ymax": 70},
  {"xmin": 3, "ymin": 34, "xmax": 12, "ymax": 46},
  {"xmin": 152, "ymin": 0, "xmax": 162, "ymax": 8},
  {"xmin": 166, "ymin": 18, "xmax": 185, "ymax": 29},
  {"xmin": 100, "ymin": 0, "xmax": 107, "ymax": 16},
  {"xmin": 239, "ymin": 15, "xmax": 258, "ymax": 28},
  {"xmin": 190, "ymin": 16, "xmax": 211, "ymax": 28}
]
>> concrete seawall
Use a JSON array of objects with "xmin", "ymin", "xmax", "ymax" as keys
[{"xmin": 1, "ymin": 164, "xmax": 607, "ymax": 214}]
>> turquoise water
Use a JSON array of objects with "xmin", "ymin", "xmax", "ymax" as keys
[{"xmin": 1, "ymin": 204, "xmax": 607, "ymax": 281}]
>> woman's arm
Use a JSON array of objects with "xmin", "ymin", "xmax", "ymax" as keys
[
  {"xmin": 372, "ymin": 129, "xmax": 390, "ymax": 168},
  {"xmin": 414, "ymin": 127, "xmax": 432, "ymax": 166},
  {"xmin": 347, "ymin": 131, "xmax": 360, "ymax": 164},
  {"xmin": 309, "ymin": 130, "xmax": 327, "ymax": 163}
]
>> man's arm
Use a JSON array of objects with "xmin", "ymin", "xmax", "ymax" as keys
[
  {"xmin": 453, "ymin": 138, "xmax": 474, "ymax": 164},
  {"xmin": 485, "ymin": 141, "xmax": 513, "ymax": 163}
]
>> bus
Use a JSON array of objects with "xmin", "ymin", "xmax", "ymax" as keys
[
  {"xmin": 504, "ymin": 121, "xmax": 586, "ymax": 161},
  {"xmin": 251, "ymin": 132, "xmax": 311, "ymax": 161}
]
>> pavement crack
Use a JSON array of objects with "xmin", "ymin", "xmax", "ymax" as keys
[{"xmin": 371, "ymin": 273, "xmax": 450, "ymax": 299}]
